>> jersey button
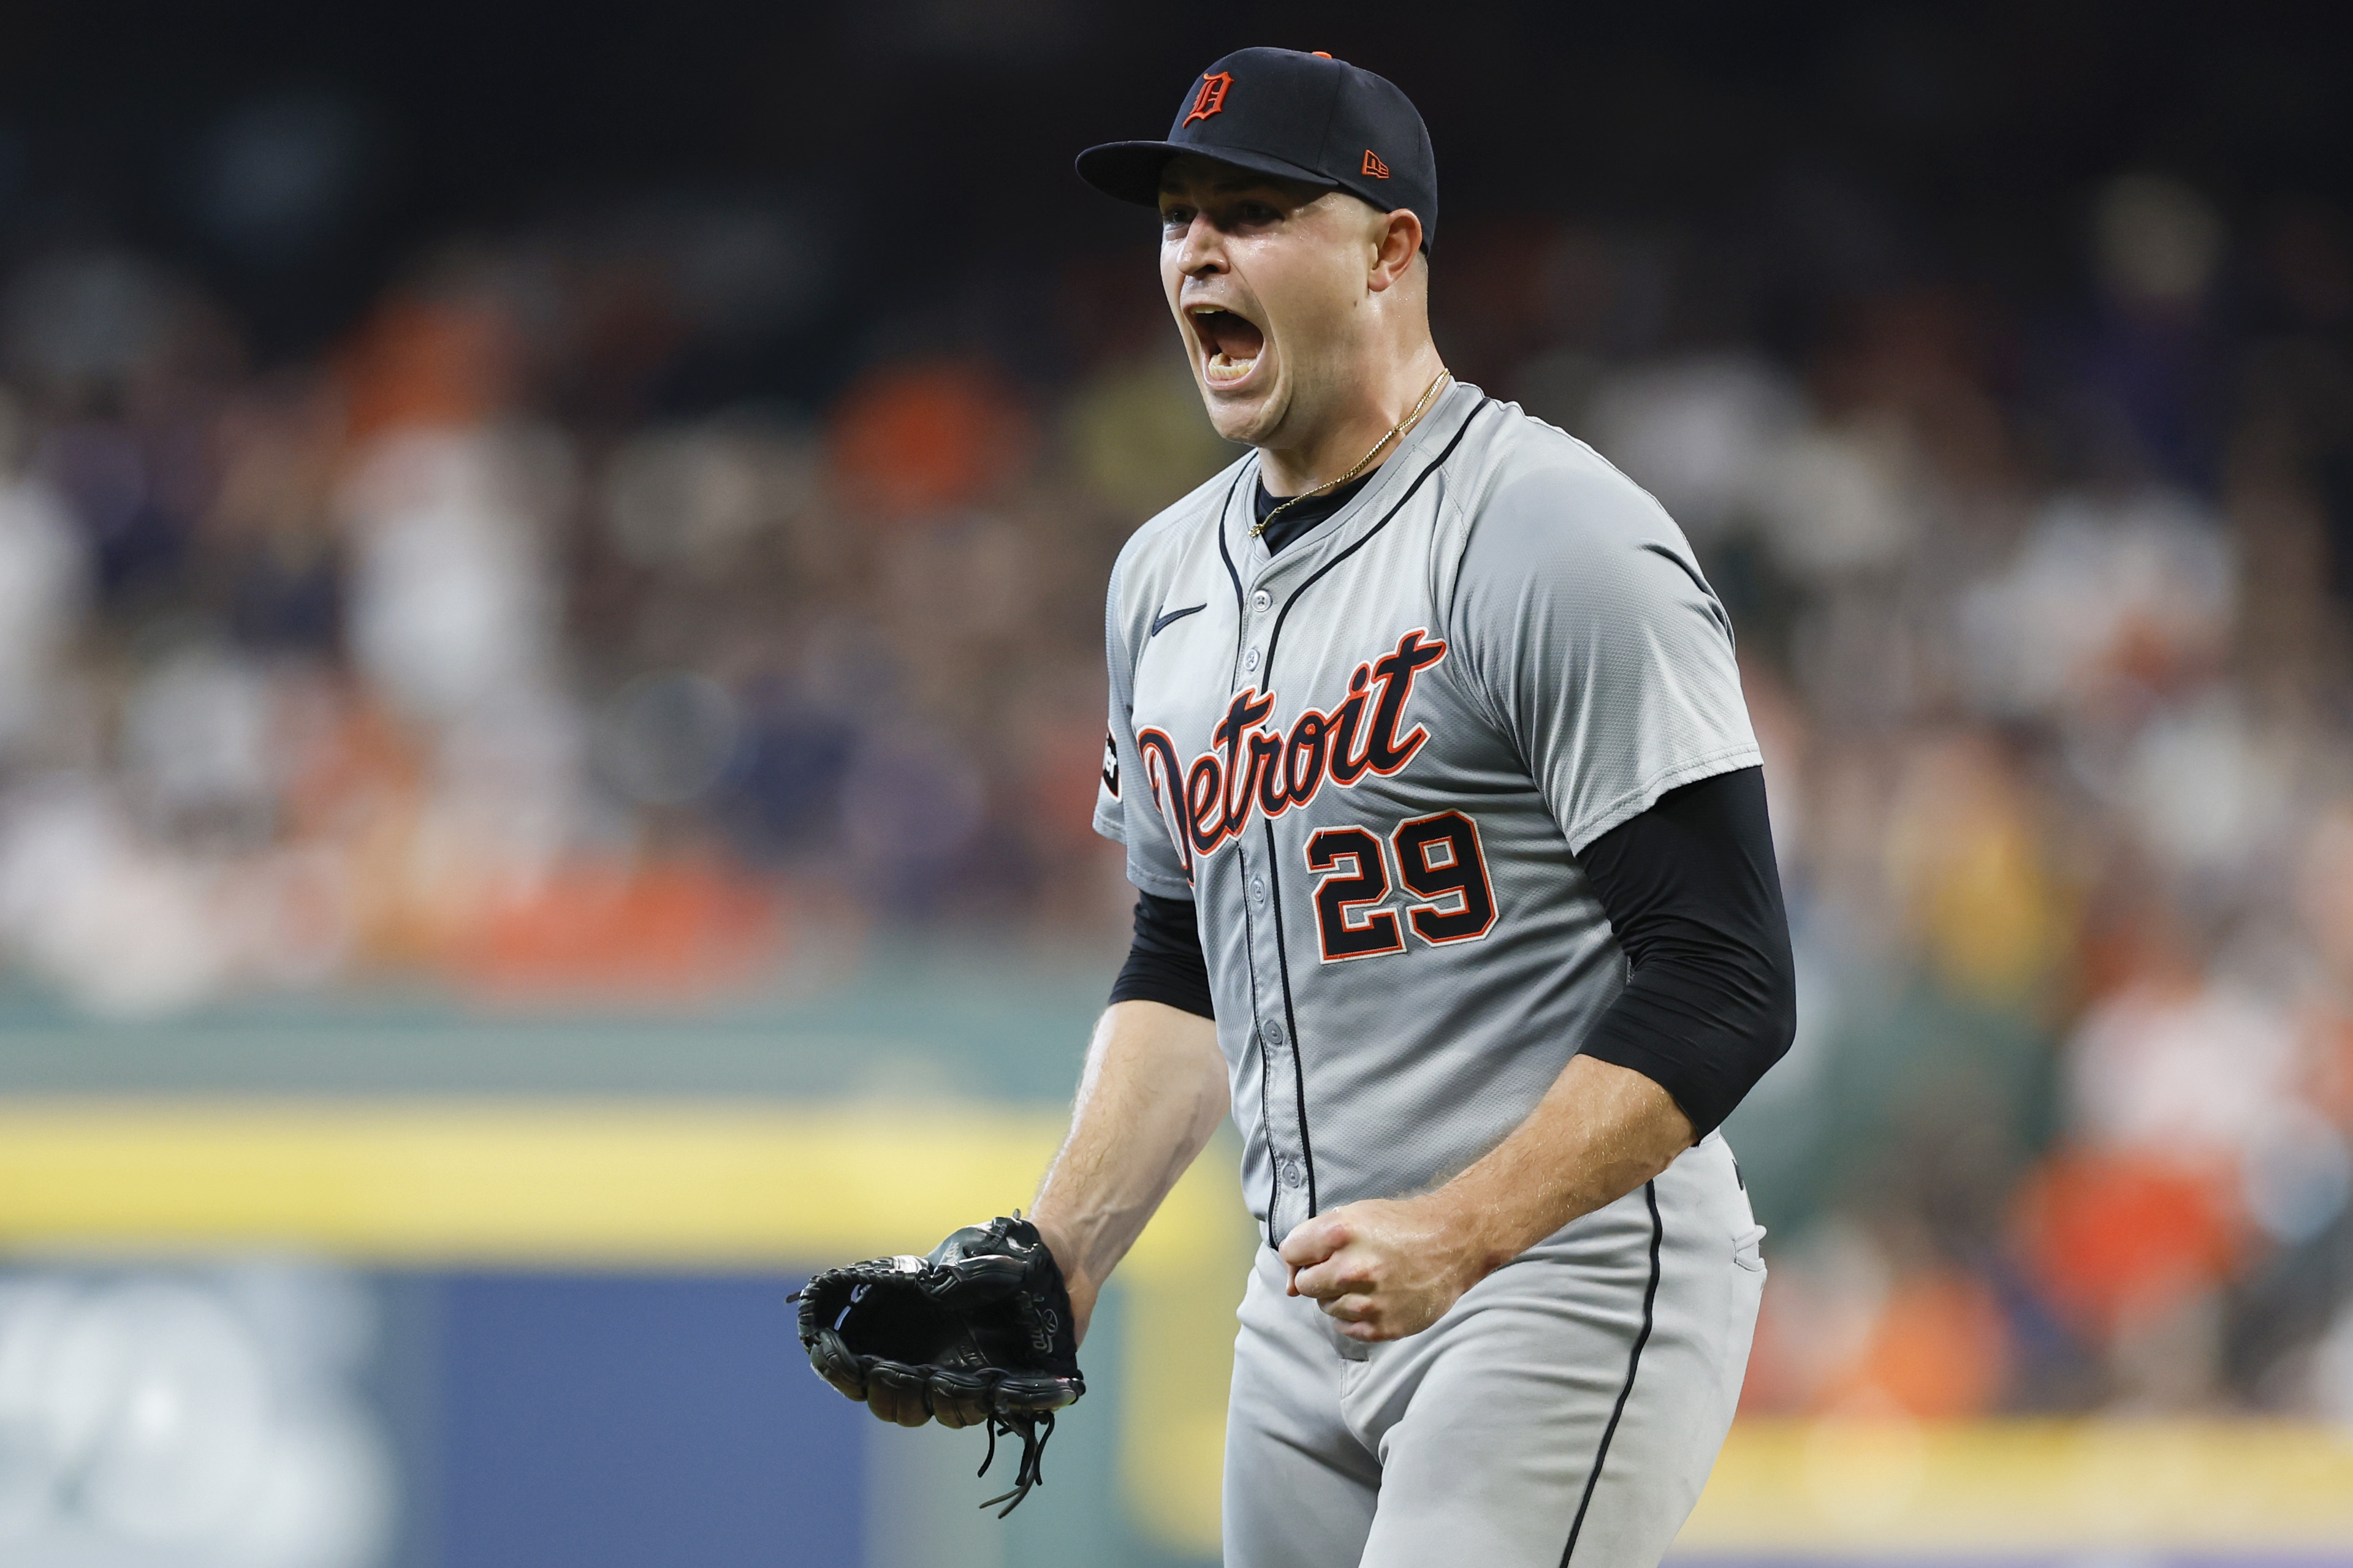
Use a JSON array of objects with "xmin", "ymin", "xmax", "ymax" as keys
[
  {"xmin": 1282, "ymin": 1159, "xmax": 1305, "ymax": 1189},
  {"xmin": 1250, "ymin": 876, "xmax": 1266, "ymax": 906},
  {"xmin": 1264, "ymin": 1019, "xmax": 1285, "ymax": 1048},
  {"xmin": 1252, "ymin": 589, "xmax": 1271, "ymax": 614},
  {"xmin": 1244, "ymin": 647, "xmax": 1261, "ymax": 672}
]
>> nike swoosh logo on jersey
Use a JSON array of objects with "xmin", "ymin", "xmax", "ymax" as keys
[{"xmin": 1150, "ymin": 604, "xmax": 1207, "ymax": 637}]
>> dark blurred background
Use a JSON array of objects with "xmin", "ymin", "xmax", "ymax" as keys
[{"xmin": 3, "ymin": 4, "xmax": 2353, "ymax": 1564}]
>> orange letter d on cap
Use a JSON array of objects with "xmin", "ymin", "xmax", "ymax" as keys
[{"xmin": 1184, "ymin": 72, "xmax": 1233, "ymax": 124}]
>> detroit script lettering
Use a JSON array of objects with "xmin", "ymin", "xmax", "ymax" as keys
[{"xmin": 1136, "ymin": 629, "xmax": 1448, "ymax": 871}]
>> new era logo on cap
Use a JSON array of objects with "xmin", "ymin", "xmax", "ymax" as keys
[{"xmin": 1363, "ymin": 150, "xmax": 1389, "ymax": 179}]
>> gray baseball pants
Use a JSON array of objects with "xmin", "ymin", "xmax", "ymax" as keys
[{"xmin": 1220, "ymin": 1134, "xmax": 1763, "ymax": 1568}]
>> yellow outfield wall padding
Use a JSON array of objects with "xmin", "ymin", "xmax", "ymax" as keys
[
  {"xmin": 0, "ymin": 1097, "xmax": 1245, "ymax": 1558},
  {"xmin": 0, "ymin": 1100, "xmax": 1113, "ymax": 1263},
  {"xmin": 1682, "ymin": 1416, "xmax": 2353, "ymax": 1550},
  {"xmin": 6, "ymin": 1100, "xmax": 2353, "ymax": 1554}
]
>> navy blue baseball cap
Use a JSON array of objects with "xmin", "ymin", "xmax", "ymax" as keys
[{"xmin": 1077, "ymin": 47, "xmax": 1439, "ymax": 253}]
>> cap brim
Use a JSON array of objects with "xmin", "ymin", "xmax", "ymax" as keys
[{"xmin": 1074, "ymin": 141, "xmax": 1340, "ymax": 206}]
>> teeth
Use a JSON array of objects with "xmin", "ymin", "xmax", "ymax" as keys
[{"xmin": 1204, "ymin": 352, "xmax": 1254, "ymax": 385}]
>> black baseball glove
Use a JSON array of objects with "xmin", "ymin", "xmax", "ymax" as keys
[{"xmin": 791, "ymin": 1214, "xmax": 1085, "ymax": 1515}]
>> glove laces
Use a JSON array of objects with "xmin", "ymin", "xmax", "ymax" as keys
[{"xmin": 976, "ymin": 1409, "xmax": 1057, "ymax": 1517}]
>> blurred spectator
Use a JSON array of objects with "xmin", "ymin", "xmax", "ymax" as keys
[
  {"xmin": 829, "ymin": 359, "xmax": 1033, "ymax": 519},
  {"xmin": 0, "ymin": 399, "xmax": 85, "ymax": 749}
]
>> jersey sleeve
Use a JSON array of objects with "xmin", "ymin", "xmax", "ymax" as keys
[
  {"xmin": 1448, "ymin": 457, "xmax": 1760, "ymax": 854},
  {"xmin": 1092, "ymin": 555, "xmax": 1195, "ymax": 898}
]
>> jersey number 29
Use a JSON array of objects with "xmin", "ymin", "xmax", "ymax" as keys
[{"xmin": 1302, "ymin": 811, "xmax": 1497, "ymax": 963}]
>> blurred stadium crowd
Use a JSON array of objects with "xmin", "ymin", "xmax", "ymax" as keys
[
  {"xmin": 1, "ymin": 128, "xmax": 2352, "ymax": 1436},
  {"xmin": 0, "ymin": 225, "xmax": 1139, "ymax": 1017}
]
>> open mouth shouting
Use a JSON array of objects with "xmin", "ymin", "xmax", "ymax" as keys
[{"xmin": 1186, "ymin": 303, "xmax": 1266, "ymax": 390}]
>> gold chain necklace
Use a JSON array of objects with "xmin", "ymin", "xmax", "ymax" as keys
[{"xmin": 1250, "ymin": 369, "xmax": 1451, "ymax": 539}]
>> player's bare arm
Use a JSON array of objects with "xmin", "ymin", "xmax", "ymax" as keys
[
  {"xmin": 1280, "ymin": 1055, "xmax": 1693, "ymax": 1341},
  {"xmin": 1028, "ymin": 999, "xmax": 1228, "ymax": 1342},
  {"xmin": 855, "ymin": 998, "xmax": 1224, "ymax": 1433}
]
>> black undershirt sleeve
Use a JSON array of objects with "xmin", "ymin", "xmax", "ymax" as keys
[
  {"xmin": 1109, "ymin": 890, "xmax": 1215, "ymax": 1019},
  {"xmin": 1575, "ymin": 765, "xmax": 1796, "ymax": 1138}
]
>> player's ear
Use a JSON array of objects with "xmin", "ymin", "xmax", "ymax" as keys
[{"xmin": 1367, "ymin": 208, "xmax": 1423, "ymax": 294}]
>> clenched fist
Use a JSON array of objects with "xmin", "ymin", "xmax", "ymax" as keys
[{"xmin": 1278, "ymin": 1196, "xmax": 1484, "ymax": 1343}]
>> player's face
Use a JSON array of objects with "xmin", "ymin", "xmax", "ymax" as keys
[{"xmin": 1157, "ymin": 157, "xmax": 1389, "ymax": 449}]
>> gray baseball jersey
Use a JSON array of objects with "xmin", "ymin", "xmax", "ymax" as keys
[{"xmin": 1092, "ymin": 380, "xmax": 1761, "ymax": 1246}]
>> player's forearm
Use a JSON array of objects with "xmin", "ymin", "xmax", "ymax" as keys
[
  {"xmin": 1030, "ymin": 999, "xmax": 1228, "ymax": 1303},
  {"xmin": 1427, "ymin": 1053, "xmax": 1693, "ymax": 1281}
]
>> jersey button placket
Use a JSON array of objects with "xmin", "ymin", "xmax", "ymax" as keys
[{"xmin": 1239, "ymin": 561, "xmax": 1301, "ymax": 1237}]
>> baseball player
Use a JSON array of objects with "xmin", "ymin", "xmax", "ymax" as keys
[{"xmin": 861, "ymin": 47, "xmax": 1797, "ymax": 1566}]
